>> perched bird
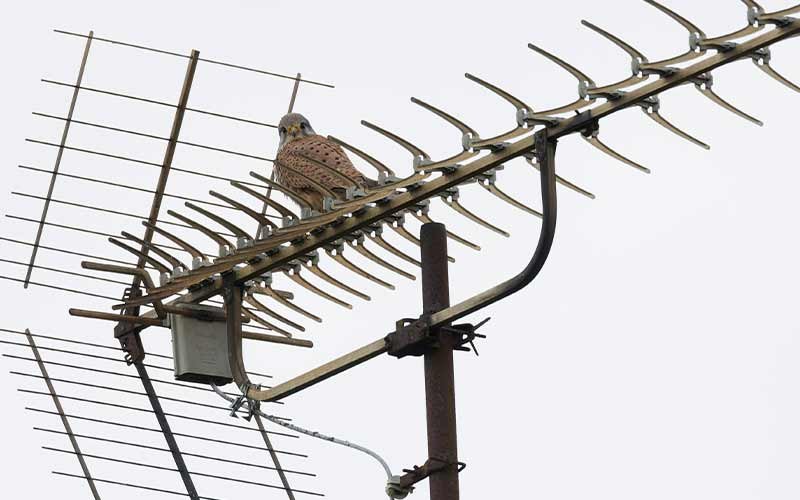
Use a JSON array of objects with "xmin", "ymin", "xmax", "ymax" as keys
[{"xmin": 275, "ymin": 113, "xmax": 376, "ymax": 212}]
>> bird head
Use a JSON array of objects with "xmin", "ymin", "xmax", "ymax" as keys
[{"xmin": 278, "ymin": 113, "xmax": 315, "ymax": 148}]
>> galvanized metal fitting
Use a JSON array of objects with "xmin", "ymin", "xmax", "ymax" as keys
[
  {"xmin": 690, "ymin": 31, "xmax": 737, "ymax": 53},
  {"xmin": 579, "ymin": 79, "xmax": 625, "ymax": 101}
]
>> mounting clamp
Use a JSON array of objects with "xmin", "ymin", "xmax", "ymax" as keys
[
  {"xmin": 386, "ymin": 457, "xmax": 468, "ymax": 498},
  {"xmin": 387, "ymin": 316, "xmax": 488, "ymax": 358}
]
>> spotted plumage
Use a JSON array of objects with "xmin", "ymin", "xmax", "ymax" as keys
[{"xmin": 275, "ymin": 113, "xmax": 374, "ymax": 212}]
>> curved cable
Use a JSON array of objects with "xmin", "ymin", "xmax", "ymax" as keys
[{"xmin": 210, "ymin": 383, "xmax": 396, "ymax": 485}]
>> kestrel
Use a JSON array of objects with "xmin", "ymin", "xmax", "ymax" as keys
[{"xmin": 274, "ymin": 113, "xmax": 376, "ymax": 212}]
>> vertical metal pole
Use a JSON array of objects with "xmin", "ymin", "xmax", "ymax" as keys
[
  {"xmin": 420, "ymin": 223, "xmax": 459, "ymax": 500},
  {"xmin": 24, "ymin": 31, "xmax": 93, "ymax": 288},
  {"xmin": 253, "ymin": 414, "xmax": 296, "ymax": 500},
  {"xmin": 24, "ymin": 329, "xmax": 102, "ymax": 500},
  {"xmin": 135, "ymin": 362, "xmax": 200, "ymax": 500}
]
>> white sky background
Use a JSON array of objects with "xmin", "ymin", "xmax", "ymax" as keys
[{"xmin": 0, "ymin": 0, "xmax": 799, "ymax": 499}]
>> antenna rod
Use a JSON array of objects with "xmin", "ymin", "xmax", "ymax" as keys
[
  {"xmin": 23, "ymin": 30, "xmax": 93, "ymax": 288},
  {"xmin": 420, "ymin": 222, "xmax": 460, "ymax": 500},
  {"xmin": 23, "ymin": 330, "xmax": 101, "ymax": 499}
]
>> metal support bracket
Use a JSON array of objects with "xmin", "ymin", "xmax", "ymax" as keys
[
  {"xmin": 388, "ymin": 457, "xmax": 467, "ymax": 495},
  {"xmin": 387, "ymin": 317, "xmax": 487, "ymax": 359}
]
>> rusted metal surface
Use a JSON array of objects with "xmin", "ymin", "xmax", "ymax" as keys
[{"xmin": 420, "ymin": 223, "xmax": 460, "ymax": 500}]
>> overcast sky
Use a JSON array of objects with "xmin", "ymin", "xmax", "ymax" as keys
[{"xmin": 1, "ymin": 1, "xmax": 799, "ymax": 499}]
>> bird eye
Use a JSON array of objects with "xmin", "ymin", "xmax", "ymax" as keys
[
  {"xmin": 279, "ymin": 127, "xmax": 286, "ymax": 134},
  {"xmin": 300, "ymin": 123, "xmax": 306, "ymax": 129}
]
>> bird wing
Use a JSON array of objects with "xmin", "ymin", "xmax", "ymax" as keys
[{"xmin": 276, "ymin": 135, "xmax": 369, "ymax": 191}]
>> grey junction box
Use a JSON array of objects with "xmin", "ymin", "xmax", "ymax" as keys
[{"xmin": 170, "ymin": 305, "xmax": 233, "ymax": 385}]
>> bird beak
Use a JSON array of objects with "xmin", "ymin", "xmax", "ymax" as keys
[{"xmin": 287, "ymin": 124, "xmax": 301, "ymax": 135}]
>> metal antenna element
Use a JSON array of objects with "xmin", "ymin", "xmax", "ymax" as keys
[
  {"xmin": 23, "ymin": 330, "xmax": 102, "ymax": 499},
  {"xmin": 23, "ymin": 31, "xmax": 93, "ymax": 288}
]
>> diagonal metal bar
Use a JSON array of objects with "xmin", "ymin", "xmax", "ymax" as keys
[
  {"xmin": 135, "ymin": 362, "xmax": 200, "ymax": 500},
  {"xmin": 254, "ymin": 414, "xmax": 296, "ymax": 500},
  {"xmin": 24, "ymin": 329, "xmax": 101, "ymax": 500},
  {"xmin": 23, "ymin": 31, "xmax": 93, "ymax": 288},
  {"xmin": 118, "ymin": 48, "xmax": 202, "ymax": 500},
  {"xmin": 129, "ymin": 49, "xmax": 199, "ymax": 292}
]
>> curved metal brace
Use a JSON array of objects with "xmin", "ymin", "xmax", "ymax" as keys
[
  {"xmin": 325, "ymin": 246, "xmax": 396, "ymax": 290},
  {"xmin": 410, "ymin": 97, "xmax": 479, "ymax": 137},
  {"xmin": 527, "ymin": 43, "xmax": 595, "ymax": 85},
  {"xmin": 703, "ymin": 2, "xmax": 764, "ymax": 45},
  {"xmin": 209, "ymin": 190, "xmax": 278, "ymax": 231},
  {"xmin": 410, "ymin": 97, "xmax": 481, "ymax": 171},
  {"xmin": 579, "ymin": 20, "xmax": 651, "ymax": 93},
  {"xmin": 249, "ymin": 171, "xmax": 317, "ymax": 210},
  {"xmin": 464, "ymin": 73, "xmax": 533, "ymax": 149},
  {"xmin": 167, "ymin": 209, "xmax": 234, "ymax": 252},
  {"xmin": 327, "ymin": 135, "xmax": 395, "ymax": 177},
  {"xmin": 527, "ymin": 43, "xmax": 596, "ymax": 115},
  {"xmin": 387, "ymin": 213, "xmax": 456, "ymax": 263},
  {"xmin": 694, "ymin": 76, "xmax": 763, "ymax": 126},
  {"xmin": 233, "ymin": 131, "xmax": 560, "ymax": 402},
  {"xmin": 643, "ymin": 107, "xmax": 710, "ymax": 150},
  {"xmin": 768, "ymin": 4, "xmax": 800, "ymax": 17},
  {"xmin": 140, "ymin": 221, "xmax": 209, "ymax": 266},
  {"xmin": 346, "ymin": 235, "xmax": 416, "ymax": 281},
  {"xmin": 284, "ymin": 266, "xmax": 353, "ymax": 309},
  {"xmin": 410, "ymin": 209, "xmax": 481, "ymax": 251},
  {"xmin": 368, "ymin": 230, "xmax": 421, "ymax": 268},
  {"xmin": 643, "ymin": 0, "xmax": 706, "ymax": 38},
  {"xmin": 751, "ymin": 48, "xmax": 800, "ymax": 93},
  {"xmin": 440, "ymin": 191, "xmax": 511, "ymax": 237},
  {"xmin": 230, "ymin": 181, "xmax": 300, "ymax": 222},
  {"xmin": 244, "ymin": 293, "xmax": 306, "ymax": 332},
  {"xmin": 758, "ymin": 63, "xmax": 800, "ymax": 93},
  {"xmin": 361, "ymin": 120, "xmax": 430, "ymax": 170},
  {"xmin": 81, "ymin": 261, "xmax": 167, "ymax": 318},
  {"xmin": 424, "ymin": 133, "xmax": 559, "ymax": 326},
  {"xmin": 242, "ymin": 308, "xmax": 293, "ymax": 338},
  {"xmin": 250, "ymin": 283, "xmax": 323, "ymax": 323},
  {"xmin": 750, "ymin": 2, "xmax": 798, "ymax": 26},
  {"xmin": 582, "ymin": 129, "xmax": 651, "ymax": 174},
  {"xmin": 185, "ymin": 202, "xmax": 252, "ymax": 242},
  {"xmin": 419, "ymin": 149, "xmax": 480, "ymax": 173},
  {"xmin": 108, "ymin": 237, "xmax": 171, "ymax": 275},
  {"xmin": 581, "ymin": 19, "xmax": 647, "ymax": 60},
  {"xmin": 525, "ymin": 156, "xmax": 596, "ymax": 200},
  {"xmin": 478, "ymin": 175, "xmax": 543, "ymax": 218},
  {"xmin": 642, "ymin": 0, "xmax": 706, "ymax": 67},
  {"xmin": 112, "ymin": 229, "xmax": 314, "ymax": 309},
  {"xmin": 301, "ymin": 257, "xmax": 371, "ymax": 301},
  {"xmin": 120, "ymin": 230, "xmax": 188, "ymax": 272}
]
